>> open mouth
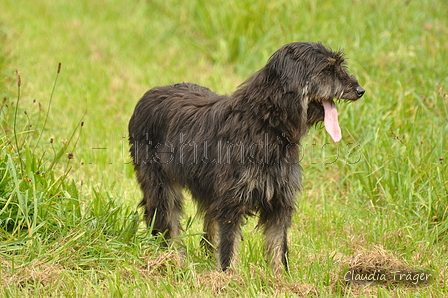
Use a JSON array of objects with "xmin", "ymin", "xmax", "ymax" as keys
[
  {"xmin": 318, "ymin": 86, "xmax": 364, "ymax": 143},
  {"xmin": 309, "ymin": 87, "xmax": 363, "ymax": 143}
]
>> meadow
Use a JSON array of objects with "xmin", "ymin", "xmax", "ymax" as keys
[{"xmin": 0, "ymin": 0, "xmax": 447, "ymax": 296}]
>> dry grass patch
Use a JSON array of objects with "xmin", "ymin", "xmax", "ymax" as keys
[
  {"xmin": 0, "ymin": 257, "xmax": 64, "ymax": 289},
  {"xmin": 335, "ymin": 245, "xmax": 433, "ymax": 288}
]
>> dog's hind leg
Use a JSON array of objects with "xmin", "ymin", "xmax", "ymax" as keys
[
  {"xmin": 259, "ymin": 206, "xmax": 293, "ymax": 276},
  {"xmin": 137, "ymin": 166, "xmax": 183, "ymax": 242}
]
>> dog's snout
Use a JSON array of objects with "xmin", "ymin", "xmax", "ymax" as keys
[{"xmin": 355, "ymin": 86, "xmax": 365, "ymax": 98}]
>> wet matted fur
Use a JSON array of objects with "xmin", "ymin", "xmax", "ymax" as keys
[{"xmin": 128, "ymin": 42, "xmax": 365, "ymax": 274}]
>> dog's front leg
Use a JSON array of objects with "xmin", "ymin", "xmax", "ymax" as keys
[
  {"xmin": 217, "ymin": 213, "xmax": 243, "ymax": 272},
  {"xmin": 259, "ymin": 206, "xmax": 293, "ymax": 276}
]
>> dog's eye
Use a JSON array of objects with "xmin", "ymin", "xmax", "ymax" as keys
[{"xmin": 324, "ymin": 66, "xmax": 333, "ymax": 73}]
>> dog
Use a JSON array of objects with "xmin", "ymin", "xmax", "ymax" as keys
[{"xmin": 128, "ymin": 42, "xmax": 364, "ymax": 274}]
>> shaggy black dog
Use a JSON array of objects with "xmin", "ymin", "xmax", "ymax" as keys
[{"xmin": 128, "ymin": 42, "xmax": 364, "ymax": 274}]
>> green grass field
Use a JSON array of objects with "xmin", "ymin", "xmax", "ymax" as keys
[{"xmin": 1, "ymin": 0, "xmax": 447, "ymax": 296}]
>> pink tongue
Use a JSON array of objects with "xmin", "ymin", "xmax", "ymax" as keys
[{"xmin": 322, "ymin": 100, "xmax": 342, "ymax": 142}]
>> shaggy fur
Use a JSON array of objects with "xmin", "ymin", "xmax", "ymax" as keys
[{"xmin": 128, "ymin": 42, "xmax": 364, "ymax": 274}]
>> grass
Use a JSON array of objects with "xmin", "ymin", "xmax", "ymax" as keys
[{"xmin": 0, "ymin": 0, "xmax": 447, "ymax": 296}]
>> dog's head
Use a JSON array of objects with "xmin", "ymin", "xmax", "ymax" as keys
[{"xmin": 267, "ymin": 42, "xmax": 365, "ymax": 142}]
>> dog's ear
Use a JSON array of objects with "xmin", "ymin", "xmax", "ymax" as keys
[{"xmin": 267, "ymin": 47, "xmax": 306, "ymax": 93}]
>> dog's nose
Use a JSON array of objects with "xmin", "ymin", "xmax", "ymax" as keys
[{"xmin": 355, "ymin": 86, "xmax": 365, "ymax": 98}]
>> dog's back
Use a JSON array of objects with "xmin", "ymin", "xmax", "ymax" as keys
[{"xmin": 129, "ymin": 83, "xmax": 222, "ymax": 149}]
